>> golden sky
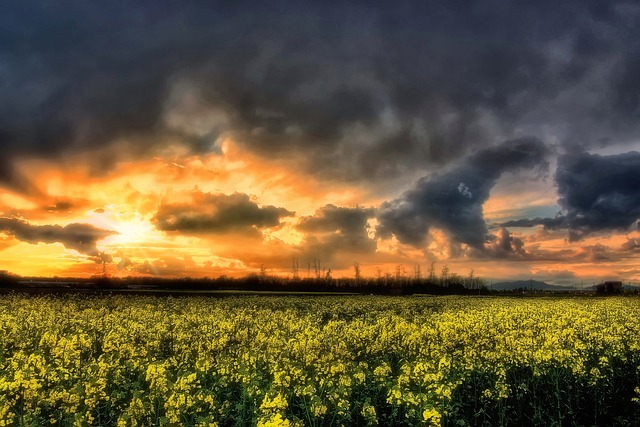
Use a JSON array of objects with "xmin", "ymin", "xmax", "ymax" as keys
[
  {"xmin": 2, "ymin": 2, "xmax": 640, "ymax": 286},
  {"xmin": 0, "ymin": 134, "xmax": 639, "ymax": 286}
]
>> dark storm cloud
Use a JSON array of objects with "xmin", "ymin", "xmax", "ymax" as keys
[
  {"xmin": 483, "ymin": 228, "xmax": 526, "ymax": 259},
  {"xmin": 500, "ymin": 217, "xmax": 564, "ymax": 229},
  {"xmin": 153, "ymin": 192, "xmax": 294, "ymax": 235},
  {"xmin": 504, "ymin": 151, "xmax": 640, "ymax": 241},
  {"xmin": 555, "ymin": 151, "xmax": 640, "ymax": 240},
  {"xmin": 2, "ymin": 1, "xmax": 640, "ymax": 191},
  {"xmin": 297, "ymin": 205, "xmax": 376, "ymax": 256},
  {"xmin": 377, "ymin": 137, "xmax": 549, "ymax": 248},
  {"xmin": 0, "ymin": 218, "xmax": 115, "ymax": 255},
  {"xmin": 297, "ymin": 204, "xmax": 375, "ymax": 235},
  {"xmin": 621, "ymin": 238, "xmax": 640, "ymax": 252}
]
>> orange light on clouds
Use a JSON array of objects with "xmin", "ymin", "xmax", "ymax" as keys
[{"xmin": 1, "ymin": 135, "xmax": 638, "ymax": 284}]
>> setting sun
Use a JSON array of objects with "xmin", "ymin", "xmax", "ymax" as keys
[
  {"xmin": 2, "ymin": 3, "xmax": 640, "ymax": 426},
  {"xmin": 0, "ymin": 1, "xmax": 639, "ymax": 286},
  {"xmin": 106, "ymin": 218, "xmax": 157, "ymax": 246}
]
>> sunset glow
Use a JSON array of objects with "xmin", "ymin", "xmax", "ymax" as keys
[{"xmin": 2, "ymin": 2, "xmax": 640, "ymax": 286}]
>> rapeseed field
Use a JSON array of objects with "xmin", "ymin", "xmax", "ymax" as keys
[{"xmin": 0, "ymin": 295, "xmax": 638, "ymax": 426}]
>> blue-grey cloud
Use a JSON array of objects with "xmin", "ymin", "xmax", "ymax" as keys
[
  {"xmin": 297, "ymin": 204, "xmax": 376, "ymax": 256},
  {"xmin": 153, "ymin": 191, "xmax": 294, "ymax": 236},
  {"xmin": 500, "ymin": 217, "xmax": 564, "ymax": 229},
  {"xmin": 0, "ymin": 218, "xmax": 115, "ymax": 255},
  {"xmin": 377, "ymin": 137, "xmax": 550, "ymax": 248},
  {"xmin": 502, "ymin": 151, "xmax": 640, "ymax": 241},
  {"xmin": 483, "ymin": 228, "xmax": 527, "ymax": 259},
  {"xmin": 556, "ymin": 151, "xmax": 640, "ymax": 240}
]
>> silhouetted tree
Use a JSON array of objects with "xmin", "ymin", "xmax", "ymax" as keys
[
  {"xmin": 428, "ymin": 261, "xmax": 437, "ymax": 283},
  {"xmin": 414, "ymin": 264, "xmax": 422, "ymax": 280},
  {"xmin": 354, "ymin": 262, "xmax": 361, "ymax": 285},
  {"xmin": 440, "ymin": 265, "xmax": 449, "ymax": 286}
]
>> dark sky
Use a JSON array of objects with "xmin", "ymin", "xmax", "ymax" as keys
[{"xmin": 1, "ymin": 1, "xmax": 640, "ymax": 282}]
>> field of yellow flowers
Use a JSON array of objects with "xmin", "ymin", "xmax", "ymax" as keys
[{"xmin": 0, "ymin": 294, "xmax": 638, "ymax": 426}]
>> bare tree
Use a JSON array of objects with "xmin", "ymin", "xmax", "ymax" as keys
[
  {"xmin": 354, "ymin": 261, "xmax": 362, "ymax": 284},
  {"xmin": 428, "ymin": 261, "xmax": 436, "ymax": 283},
  {"xmin": 385, "ymin": 269, "xmax": 392, "ymax": 285},
  {"xmin": 414, "ymin": 264, "xmax": 422, "ymax": 280},
  {"xmin": 440, "ymin": 265, "xmax": 449, "ymax": 286}
]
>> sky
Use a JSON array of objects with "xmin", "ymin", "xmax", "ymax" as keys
[{"xmin": 1, "ymin": 0, "xmax": 640, "ymax": 285}]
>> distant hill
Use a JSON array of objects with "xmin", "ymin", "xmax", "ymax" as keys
[{"xmin": 491, "ymin": 280, "xmax": 575, "ymax": 291}]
